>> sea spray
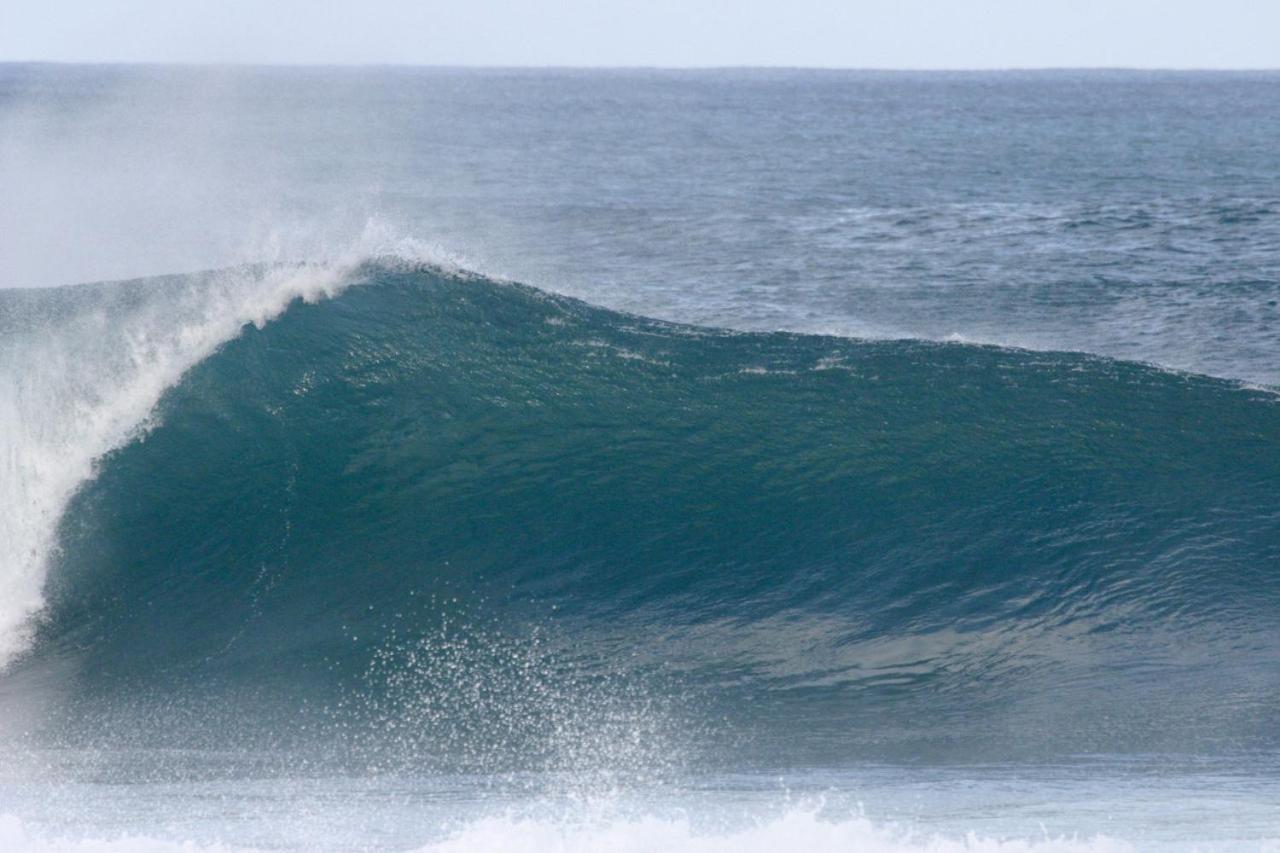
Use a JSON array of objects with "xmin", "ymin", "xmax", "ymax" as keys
[{"xmin": 0, "ymin": 228, "xmax": 464, "ymax": 669}]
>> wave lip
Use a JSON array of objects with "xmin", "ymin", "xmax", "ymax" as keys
[{"xmin": 0, "ymin": 260, "xmax": 362, "ymax": 669}]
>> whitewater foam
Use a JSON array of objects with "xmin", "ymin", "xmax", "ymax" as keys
[
  {"xmin": 416, "ymin": 811, "xmax": 1135, "ymax": 853},
  {"xmin": 0, "ymin": 815, "xmax": 247, "ymax": 852},
  {"xmin": 0, "ymin": 809, "xmax": 1141, "ymax": 853}
]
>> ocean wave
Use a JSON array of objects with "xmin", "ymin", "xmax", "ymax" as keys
[{"xmin": 2, "ymin": 260, "xmax": 1278, "ymax": 762}]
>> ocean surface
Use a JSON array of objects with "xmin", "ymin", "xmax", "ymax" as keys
[{"xmin": 1, "ymin": 66, "xmax": 1278, "ymax": 851}]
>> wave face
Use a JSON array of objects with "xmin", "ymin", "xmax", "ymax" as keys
[{"xmin": 5, "ymin": 263, "xmax": 1280, "ymax": 764}]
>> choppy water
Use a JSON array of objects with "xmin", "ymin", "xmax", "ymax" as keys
[{"xmin": 0, "ymin": 67, "xmax": 1277, "ymax": 851}]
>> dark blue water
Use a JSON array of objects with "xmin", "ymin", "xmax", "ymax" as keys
[{"xmin": 0, "ymin": 67, "xmax": 1278, "ymax": 851}]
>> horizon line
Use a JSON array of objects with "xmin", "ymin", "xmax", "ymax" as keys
[{"xmin": 2, "ymin": 59, "xmax": 1279, "ymax": 73}]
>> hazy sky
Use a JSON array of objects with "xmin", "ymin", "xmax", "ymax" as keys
[{"xmin": 2, "ymin": 0, "xmax": 1278, "ymax": 68}]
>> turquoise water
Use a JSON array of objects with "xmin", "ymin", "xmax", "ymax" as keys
[{"xmin": 1, "ymin": 68, "xmax": 1278, "ymax": 850}]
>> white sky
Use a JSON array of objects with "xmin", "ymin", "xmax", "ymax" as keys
[{"xmin": 1, "ymin": 0, "xmax": 1278, "ymax": 68}]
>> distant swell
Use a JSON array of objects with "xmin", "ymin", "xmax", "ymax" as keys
[{"xmin": 3, "ymin": 261, "xmax": 1279, "ymax": 763}]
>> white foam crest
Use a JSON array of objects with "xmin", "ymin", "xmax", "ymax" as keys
[{"xmin": 0, "ymin": 227, "xmax": 449, "ymax": 670}]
